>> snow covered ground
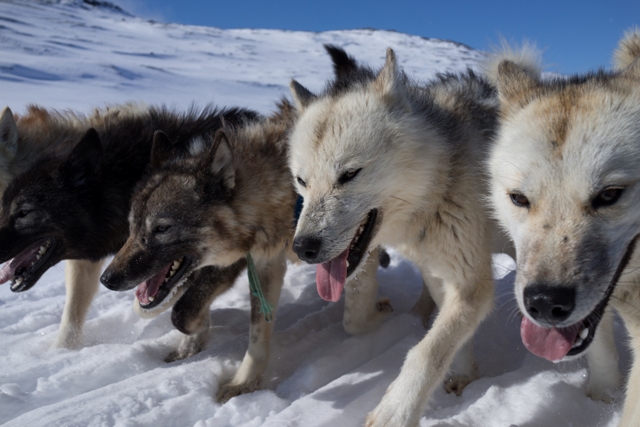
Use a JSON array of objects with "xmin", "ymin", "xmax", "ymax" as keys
[{"xmin": 0, "ymin": 1, "xmax": 629, "ymax": 426}]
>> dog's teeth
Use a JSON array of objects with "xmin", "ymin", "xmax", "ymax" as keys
[
  {"xmin": 36, "ymin": 254, "xmax": 41, "ymax": 260},
  {"xmin": 30, "ymin": 261, "xmax": 35, "ymax": 267},
  {"xmin": 14, "ymin": 277, "xmax": 23, "ymax": 285},
  {"xmin": 148, "ymin": 296, "xmax": 154, "ymax": 302},
  {"xmin": 346, "ymin": 260, "xmax": 350, "ymax": 267},
  {"xmin": 169, "ymin": 270, "xmax": 175, "ymax": 277},
  {"xmin": 38, "ymin": 246, "xmax": 46, "ymax": 255},
  {"xmin": 580, "ymin": 328, "xmax": 589, "ymax": 340},
  {"xmin": 573, "ymin": 338, "xmax": 584, "ymax": 349}
]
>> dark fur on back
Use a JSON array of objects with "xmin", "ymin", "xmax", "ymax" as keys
[{"xmin": 0, "ymin": 104, "xmax": 258, "ymax": 291}]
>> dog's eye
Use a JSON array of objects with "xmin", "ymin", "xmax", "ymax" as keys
[
  {"xmin": 592, "ymin": 187, "xmax": 625, "ymax": 209},
  {"xmin": 154, "ymin": 224, "xmax": 171, "ymax": 233},
  {"xmin": 339, "ymin": 168, "xmax": 362, "ymax": 185},
  {"xmin": 16, "ymin": 209, "xmax": 31, "ymax": 219},
  {"xmin": 296, "ymin": 176, "xmax": 306, "ymax": 188},
  {"xmin": 509, "ymin": 193, "xmax": 530, "ymax": 208}
]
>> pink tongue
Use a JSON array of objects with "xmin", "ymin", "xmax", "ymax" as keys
[
  {"xmin": 316, "ymin": 249, "xmax": 348, "ymax": 302},
  {"xmin": 521, "ymin": 317, "xmax": 580, "ymax": 362},
  {"xmin": 0, "ymin": 262, "xmax": 13, "ymax": 284},
  {"xmin": 135, "ymin": 263, "xmax": 172, "ymax": 305},
  {"xmin": 0, "ymin": 244, "xmax": 42, "ymax": 285}
]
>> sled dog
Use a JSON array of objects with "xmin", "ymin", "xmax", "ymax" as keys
[
  {"xmin": 488, "ymin": 30, "xmax": 640, "ymax": 425},
  {"xmin": 0, "ymin": 105, "xmax": 254, "ymax": 348},
  {"xmin": 101, "ymin": 100, "xmax": 392, "ymax": 401},
  {"xmin": 0, "ymin": 104, "xmax": 134, "ymax": 348},
  {"xmin": 288, "ymin": 45, "xmax": 502, "ymax": 426}
]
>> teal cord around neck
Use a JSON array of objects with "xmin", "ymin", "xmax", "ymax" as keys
[{"xmin": 246, "ymin": 252, "xmax": 273, "ymax": 322}]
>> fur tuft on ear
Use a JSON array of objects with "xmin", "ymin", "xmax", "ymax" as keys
[
  {"xmin": 0, "ymin": 107, "xmax": 18, "ymax": 160},
  {"xmin": 495, "ymin": 60, "xmax": 540, "ymax": 108},
  {"xmin": 62, "ymin": 128, "xmax": 102, "ymax": 187},
  {"xmin": 614, "ymin": 28, "xmax": 640, "ymax": 77},
  {"xmin": 483, "ymin": 39, "xmax": 543, "ymax": 86},
  {"xmin": 151, "ymin": 130, "xmax": 175, "ymax": 169},
  {"xmin": 289, "ymin": 80, "xmax": 317, "ymax": 111},
  {"xmin": 372, "ymin": 48, "xmax": 410, "ymax": 109},
  {"xmin": 208, "ymin": 129, "xmax": 235, "ymax": 191},
  {"xmin": 324, "ymin": 44, "xmax": 359, "ymax": 79}
]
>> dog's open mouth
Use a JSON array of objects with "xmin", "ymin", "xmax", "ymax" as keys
[
  {"xmin": 316, "ymin": 209, "xmax": 378, "ymax": 302},
  {"xmin": 521, "ymin": 307, "xmax": 600, "ymax": 362},
  {"xmin": 520, "ymin": 235, "xmax": 639, "ymax": 362},
  {"xmin": 135, "ymin": 256, "xmax": 192, "ymax": 310},
  {"xmin": 0, "ymin": 238, "xmax": 56, "ymax": 292}
]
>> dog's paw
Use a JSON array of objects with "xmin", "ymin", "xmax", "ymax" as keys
[
  {"xmin": 376, "ymin": 298, "xmax": 394, "ymax": 314},
  {"xmin": 587, "ymin": 390, "xmax": 615, "ymax": 404},
  {"xmin": 365, "ymin": 382, "xmax": 420, "ymax": 427},
  {"xmin": 215, "ymin": 380, "xmax": 260, "ymax": 403},
  {"xmin": 164, "ymin": 334, "xmax": 206, "ymax": 363},
  {"xmin": 443, "ymin": 372, "xmax": 477, "ymax": 396},
  {"xmin": 344, "ymin": 299, "xmax": 393, "ymax": 335},
  {"xmin": 52, "ymin": 328, "xmax": 82, "ymax": 350}
]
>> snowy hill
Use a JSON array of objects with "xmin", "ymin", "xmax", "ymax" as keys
[{"xmin": 0, "ymin": 1, "xmax": 626, "ymax": 426}]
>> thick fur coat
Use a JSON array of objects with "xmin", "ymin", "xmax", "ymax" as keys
[
  {"xmin": 488, "ymin": 29, "xmax": 640, "ymax": 426},
  {"xmin": 288, "ymin": 45, "xmax": 503, "ymax": 427},
  {"xmin": 0, "ymin": 105, "xmax": 255, "ymax": 348}
]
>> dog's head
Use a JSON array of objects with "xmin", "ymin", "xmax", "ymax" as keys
[
  {"xmin": 100, "ymin": 130, "xmax": 250, "ymax": 310},
  {"xmin": 288, "ymin": 46, "xmax": 439, "ymax": 302},
  {"xmin": 0, "ymin": 107, "xmax": 20, "ymax": 193},
  {"xmin": 0, "ymin": 128, "xmax": 104, "ymax": 292},
  {"xmin": 490, "ymin": 30, "xmax": 640, "ymax": 361}
]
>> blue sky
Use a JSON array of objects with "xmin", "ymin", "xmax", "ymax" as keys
[{"xmin": 115, "ymin": 0, "xmax": 640, "ymax": 74}]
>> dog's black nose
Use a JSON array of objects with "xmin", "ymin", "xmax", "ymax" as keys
[
  {"xmin": 523, "ymin": 284, "xmax": 576, "ymax": 325},
  {"xmin": 292, "ymin": 235, "xmax": 322, "ymax": 263},
  {"xmin": 100, "ymin": 268, "xmax": 123, "ymax": 291}
]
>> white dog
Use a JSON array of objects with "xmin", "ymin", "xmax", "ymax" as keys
[
  {"xmin": 488, "ymin": 30, "xmax": 640, "ymax": 425},
  {"xmin": 288, "ymin": 44, "xmax": 509, "ymax": 427}
]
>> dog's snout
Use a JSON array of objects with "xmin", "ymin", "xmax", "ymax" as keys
[
  {"xmin": 292, "ymin": 235, "xmax": 322, "ymax": 263},
  {"xmin": 100, "ymin": 268, "xmax": 125, "ymax": 291},
  {"xmin": 524, "ymin": 284, "xmax": 576, "ymax": 325}
]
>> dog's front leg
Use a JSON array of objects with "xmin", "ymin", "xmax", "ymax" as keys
[
  {"xmin": 216, "ymin": 250, "xmax": 286, "ymax": 403},
  {"xmin": 365, "ymin": 275, "xmax": 493, "ymax": 427},
  {"xmin": 586, "ymin": 308, "xmax": 620, "ymax": 403},
  {"xmin": 54, "ymin": 259, "xmax": 104, "ymax": 349},
  {"xmin": 617, "ymin": 311, "xmax": 640, "ymax": 427},
  {"xmin": 343, "ymin": 247, "xmax": 393, "ymax": 335},
  {"xmin": 167, "ymin": 263, "xmax": 244, "ymax": 363}
]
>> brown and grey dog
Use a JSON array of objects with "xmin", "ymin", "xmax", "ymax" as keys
[
  {"xmin": 288, "ymin": 45, "xmax": 510, "ymax": 427},
  {"xmin": 100, "ymin": 100, "xmax": 393, "ymax": 401},
  {"xmin": 0, "ymin": 104, "xmax": 253, "ymax": 350},
  {"xmin": 488, "ymin": 30, "xmax": 640, "ymax": 425}
]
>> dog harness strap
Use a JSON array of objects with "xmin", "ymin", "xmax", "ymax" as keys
[{"xmin": 246, "ymin": 252, "xmax": 273, "ymax": 322}]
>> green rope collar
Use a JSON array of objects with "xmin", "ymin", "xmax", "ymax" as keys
[{"xmin": 246, "ymin": 252, "xmax": 273, "ymax": 322}]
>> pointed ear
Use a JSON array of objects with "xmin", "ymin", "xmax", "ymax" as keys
[
  {"xmin": 0, "ymin": 107, "xmax": 18, "ymax": 160},
  {"xmin": 208, "ymin": 129, "xmax": 235, "ymax": 190},
  {"xmin": 372, "ymin": 48, "xmax": 410, "ymax": 110},
  {"xmin": 324, "ymin": 44, "xmax": 358, "ymax": 79},
  {"xmin": 496, "ymin": 60, "xmax": 540, "ymax": 107},
  {"xmin": 619, "ymin": 57, "xmax": 640, "ymax": 79},
  {"xmin": 61, "ymin": 128, "xmax": 102, "ymax": 187},
  {"xmin": 289, "ymin": 80, "xmax": 316, "ymax": 111},
  {"xmin": 151, "ymin": 130, "xmax": 174, "ymax": 169}
]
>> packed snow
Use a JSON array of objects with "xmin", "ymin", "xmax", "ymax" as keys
[{"xmin": 0, "ymin": 1, "xmax": 629, "ymax": 426}]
